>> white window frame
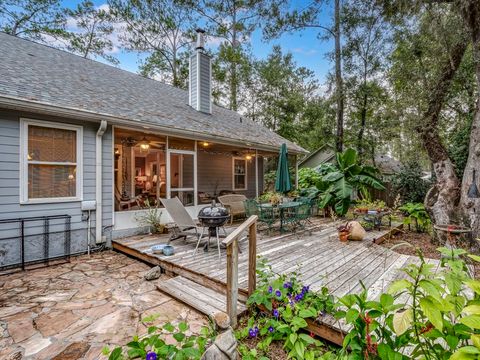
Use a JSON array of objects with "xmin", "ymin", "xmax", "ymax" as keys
[
  {"xmin": 232, "ymin": 157, "xmax": 247, "ymax": 191},
  {"xmin": 19, "ymin": 118, "xmax": 83, "ymax": 204},
  {"xmin": 166, "ymin": 147, "xmax": 197, "ymax": 206}
]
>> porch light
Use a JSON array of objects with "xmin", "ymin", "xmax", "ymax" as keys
[
  {"xmin": 201, "ymin": 141, "xmax": 209, "ymax": 147},
  {"xmin": 139, "ymin": 136, "xmax": 150, "ymax": 151},
  {"xmin": 245, "ymin": 154, "xmax": 252, "ymax": 160}
]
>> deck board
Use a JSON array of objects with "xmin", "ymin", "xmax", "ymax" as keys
[{"xmin": 113, "ymin": 220, "xmax": 438, "ymax": 342}]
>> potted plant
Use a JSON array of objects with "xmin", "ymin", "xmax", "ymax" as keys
[
  {"xmin": 135, "ymin": 199, "xmax": 164, "ymax": 234},
  {"xmin": 337, "ymin": 223, "xmax": 351, "ymax": 242}
]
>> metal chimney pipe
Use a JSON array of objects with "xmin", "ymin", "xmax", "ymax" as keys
[{"xmin": 196, "ymin": 28, "xmax": 205, "ymax": 50}]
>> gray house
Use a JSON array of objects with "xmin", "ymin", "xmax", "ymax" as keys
[
  {"xmin": 299, "ymin": 144, "xmax": 335, "ymax": 169},
  {"xmin": 0, "ymin": 32, "xmax": 306, "ymax": 268}
]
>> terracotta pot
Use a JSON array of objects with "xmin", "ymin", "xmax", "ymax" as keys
[{"xmin": 338, "ymin": 231, "xmax": 349, "ymax": 242}]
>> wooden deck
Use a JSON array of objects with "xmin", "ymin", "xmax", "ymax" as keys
[{"xmin": 113, "ymin": 220, "xmax": 433, "ymax": 344}]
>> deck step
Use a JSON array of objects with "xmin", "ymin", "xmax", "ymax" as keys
[{"xmin": 157, "ymin": 276, "xmax": 247, "ymax": 318}]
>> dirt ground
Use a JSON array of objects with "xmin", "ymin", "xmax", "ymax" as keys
[
  {"xmin": 380, "ymin": 229, "xmax": 480, "ymax": 278},
  {"xmin": 0, "ymin": 251, "xmax": 208, "ymax": 360}
]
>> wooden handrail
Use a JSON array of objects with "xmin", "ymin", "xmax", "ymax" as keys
[
  {"xmin": 225, "ymin": 215, "xmax": 258, "ymax": 327},
  {"xmin": 222, "ymin": 215, "xmax": 258, "ymax": 246}
]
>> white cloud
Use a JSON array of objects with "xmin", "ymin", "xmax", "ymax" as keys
[{"xmin": 292, "ymin": 47, "xmax": 318, "ymax": 56}]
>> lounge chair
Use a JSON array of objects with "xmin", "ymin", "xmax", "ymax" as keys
[{"xmin": 160, "ymin": 197, "xmax": 200, "ymax": 243}]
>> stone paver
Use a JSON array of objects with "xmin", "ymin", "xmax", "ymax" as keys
[{"xmin": 0, "ymin": 251, "xmax": 208, "ymax": 359}]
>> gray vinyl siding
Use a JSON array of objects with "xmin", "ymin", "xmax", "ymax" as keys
[
  {"xmin": 198, "ymin": 53, "xmax": 211, "ymax": 113},
  {"xmin": 197, "ymin": 150, "xmax": 263, "ymax": 199},
  {"xmin": 189, "ymin": 54, "xmax": 198, "ymax": 109},
  {"xmin": 0, "ymin": 110, "xmax": 113, "ymax": 266}
]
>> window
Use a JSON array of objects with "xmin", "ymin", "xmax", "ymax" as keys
[
  {"xmin": 20, "ymin": 119, "xmax": 82, "ymax": 203},
  {"xmin": 233, "ymin": 157, "xmax": 247, "ymax": 190}
]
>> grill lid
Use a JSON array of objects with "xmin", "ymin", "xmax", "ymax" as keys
[{"xmin": 198, "ymin": 201, "xmax": 229, "ymax": 219}]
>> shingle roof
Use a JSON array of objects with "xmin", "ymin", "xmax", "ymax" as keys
[{"xmin": 0, "ymin": 32, "xmax": 306, "ymax": 154}]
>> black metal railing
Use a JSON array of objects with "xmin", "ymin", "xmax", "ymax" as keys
[{"xmin": 0, "ymin": 215, "xmax": 71, "ymax": 272}]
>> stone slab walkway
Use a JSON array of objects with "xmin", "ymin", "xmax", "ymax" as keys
[{"xmin": 0, "ymin": 251, "xmax": 208, "ymax": 359}]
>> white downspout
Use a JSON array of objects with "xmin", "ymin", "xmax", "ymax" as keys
[{"xmin": 96, "ymin": 120, "xmax": 107, "ymax": 244}]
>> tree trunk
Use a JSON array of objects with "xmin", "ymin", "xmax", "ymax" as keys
[
  {"xmin": 420, "ymin": 40, "xmax": 467, "ymax": 238},
  {"xmin": 357, "ymin": 90, "xmax": 368, "ymax": 157},
  {"xmin": 459, "ymin": 0, "xmax": 480, "ymax": 239},
  {"xmin": 334, "ymin": 0, "xmax": 344, "ymax": 152}
]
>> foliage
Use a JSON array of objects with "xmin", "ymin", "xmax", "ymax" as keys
[
  {"xmin": 135, "ymin": 199, "xmax": 164, "ymax": 234},
  {"xmin": 298, "ymin": 168, "xmax": 322, "ymax": 190},
  {"xmin": 104, "ymin": 318, "xmax": 213, "ymax": 360},
  {"xmin": 239, "ymin": 258, "xmax": 335, "ymax": 360},
  {"xmin": 448, "ymin": 115, "xmax": 473, "ymax": 179},
  {"xmin": 182, "ymin": 0, "xmax": 272, "ymax": 111},
  {"xmin": 334, "ymin": 248, "xmax": 480, "ymax": 359},
  {"xmin": 246, "ymin": 46, "xmax": 320, "ymax": 144},
  {"xmin": 398, "ymin": 202, "xmax": 431, "ymax": 233},
  {"xmin": 392, "ymin": 160, "xmax": 431, "ymax": 204},
  {"xmin": 316, "ymin": 148, "xmax": 385, "ymax": 215},
  {"xmin": 257, "ymin": 192, "xmax": 282, "ymax": 206},
  {"xmin": 109, "ymin": 0, "xmax": 196, "ymax": 88},
  {"xmin": 245, "ymin": 249, "xmax": 480, "ymax": 359},
  {"xmin": 354, "ymin": 199, "xmax": 387, "ymax": 211},
  {"xmin": 65, "ymin": 0, "xmax": 118, "ymax": 64},
  {"xmin": 0, "ymin": 0, "xmax": 66, "ymax": 40}
]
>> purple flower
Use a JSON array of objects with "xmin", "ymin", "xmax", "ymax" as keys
[
  {"xmin": 295, "ymin": 293, "xmax": 304, "ymax": 302},
  {"xmin": 283, "ymin": 282, "xmax": 292, "ymax": 289},
  {"xmin": 268, "ymin": 326, "xmax": 274, "ymax": 333},
  {"xmin": 273, "ymin": 309, "xmax": 279, "ymax": 318},
  {"xmin": 248, "ymin": 327, "xmax": 259, "ymax": 338},
  {"xmin": 146, "ymin": 352, "xmax": 157, "ymax": 360},
  {"xmin": 268, "ymin": 286, "xmax": 273, "ymax": 294},
  {"xmin": 302, "ymin": 285, "xmax": 310, "ymax": 294},
  {"xmin": 275, "ymin": 290, "xmax": 282, "ymax": 297}
]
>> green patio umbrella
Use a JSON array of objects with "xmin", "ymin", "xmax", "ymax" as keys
[{"xmin": 275, "ymin": 143, "xmax": 292, "ymax": 194}]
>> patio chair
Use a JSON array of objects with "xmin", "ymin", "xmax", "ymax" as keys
[
  {"xmin": 160, "ymin": 197, "xmax": 200, "ymax": 244},
  {"xmin": 295, "ymin": 202, "xmax": 313, "ymax": 232},
  {"xmin": 218, "ymin": 194, "xmax": 247, "ymax": 224},
  {"xmin": 257, "ymin": 204, "xmax": 276, "ymax": 233},
  {"xmin": 244, "ymin": 199, "xmax": 259, "ymax": 217}
]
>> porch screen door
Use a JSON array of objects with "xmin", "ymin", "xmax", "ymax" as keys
[{"xmin": 167, "ymin": 149, "xmax": 197, "ymax": 206}]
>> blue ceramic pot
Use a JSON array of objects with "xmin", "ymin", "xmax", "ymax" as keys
[
  {"xmin": 151, "ymin": 244, "xmax": 166, "ymax": 254},
  {"xmin": 162, "ymin": 245, "xmax": 174, "ymax": 256}
]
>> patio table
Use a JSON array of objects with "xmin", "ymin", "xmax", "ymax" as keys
[
  {"xmin": 353, "ymin": 210, "xmax": 391, "ymax": 231},
  {"xmin": 259, "ymin": 201, "xmax": 302, "ymax": 232}
]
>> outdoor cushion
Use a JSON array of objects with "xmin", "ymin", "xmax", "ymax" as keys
[{"xmin": 348, "ymin": 221, "xmax": 366, "ymax": 241}]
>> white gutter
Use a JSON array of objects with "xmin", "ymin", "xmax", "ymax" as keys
[
  {"xmin": 0, "ymin": 95, "xmax": 308, "ymax": 155},
  {"xmin": 96, "ymin": 120, "xmax": 107, "ymax": 243}
]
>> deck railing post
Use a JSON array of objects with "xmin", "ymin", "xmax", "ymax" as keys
[
  {"xmin": 223, "ymin": 215, "xmax": 258, "ymax": 328},
  {"xmin": 248, "ymin": 221, "xmax": 257, "ymax": 296},
  {"xmin": 226, "ymin": 238, "xmax": 239, "ymax": 327}
]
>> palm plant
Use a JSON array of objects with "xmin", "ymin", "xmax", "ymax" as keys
[{"xmin": 317, "ymin": 148, "xmax": 385, "ymax": 215}]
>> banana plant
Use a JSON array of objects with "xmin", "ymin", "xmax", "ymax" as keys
[{"xmin": 316, "ymin": 148, "xmax": 385, "ymax": 215}]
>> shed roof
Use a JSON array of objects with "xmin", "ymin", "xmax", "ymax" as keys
[{"xmin": 0, "ymin": 33, "xmax": 306, "ymax": 154}]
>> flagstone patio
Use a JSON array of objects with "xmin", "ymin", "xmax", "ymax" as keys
[{"xmin": 0, "ymin": 251, "xmax": 208, "ymax": 360}]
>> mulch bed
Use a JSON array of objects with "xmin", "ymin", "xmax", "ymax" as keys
[
  {"xmin": 380, "ymin": 230, "xmax": 440, "ymax": 259},
  {"xmin": 380, "ymin": 229, "xmax": 480, "ymax": 278},
  {"xmin": 240, "ymin": 337, "xmax": 289, "ymax": 360}
]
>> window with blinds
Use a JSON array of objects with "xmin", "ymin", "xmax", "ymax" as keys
[{"xmin": 20, "ymin": 119, "xmax": 82, "ymax": 203}]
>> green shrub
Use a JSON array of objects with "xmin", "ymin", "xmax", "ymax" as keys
[
  {"xmin": 104, "ymin": 319, "xmax": 213, "ymax": 360},
  {"xmin": 238, "ymin": 258, "xmax": 335, "ymax": 360},
  {"xmin": 316, "ymin": 148, "xmax": 385, "ymax": 215},
  {"xmin": 243, "ymin": 249, "xmax": 480, "ymax": 359},
  {"xmin": 298, "ymin": 167, "xmax": 322, "ymax": 189},
  {"xmin": 399, "ymin": 202, "xmax": 431, "ymax": 233},
  {"xmin": 392, "ymin": 161, "xmax": 431, "ymax": 204}
]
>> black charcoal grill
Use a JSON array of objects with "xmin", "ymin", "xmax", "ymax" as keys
[{"xmin": 196, "ymin": 201, "xmax": 230, "ymax": 257}]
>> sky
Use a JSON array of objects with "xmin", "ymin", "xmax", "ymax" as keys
[{"xmin": 61, "ymin": 1, "xmax": 334, "ymax": 85}]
